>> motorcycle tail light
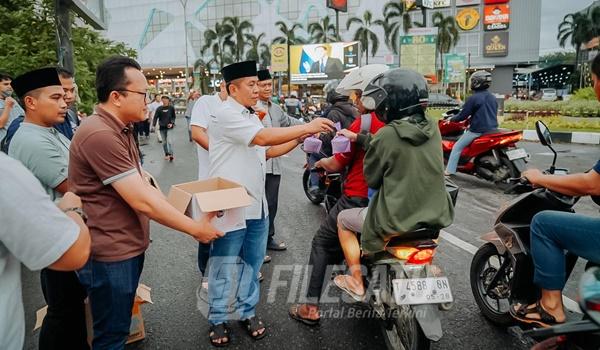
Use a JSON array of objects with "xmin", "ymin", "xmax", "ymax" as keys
[
  {"xmin": 586, "ymin": 298, "xmax": 600, "ymax": 312},
  {"xmin": 407, "ymin": 249, "xmax": 436, "ymax": 265},
  {"xmin": 386, "ymin": 246, "xmax": 419, "ymax": 260},
  {"xmin": 499, "ymin": 133, "xmax": 523, "ymax": 145}
]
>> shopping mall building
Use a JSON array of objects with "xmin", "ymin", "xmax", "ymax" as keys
[{"xmin": 100, "ymin": 0, "xmax": 542, "ymax": 95}]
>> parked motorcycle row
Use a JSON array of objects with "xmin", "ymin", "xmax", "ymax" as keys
[{"xmin": 301, "ymin": 116, "xmax": 600, "ymax": 350}]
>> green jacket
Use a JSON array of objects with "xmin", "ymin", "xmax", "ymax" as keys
[{"xmin": 359, "ymin": 115, "xmax": 454, "ymax": 254}]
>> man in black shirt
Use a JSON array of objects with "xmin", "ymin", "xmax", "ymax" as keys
[{"xmin": 152, "ymin": 95, "xmax": 176, "ymax": 161}]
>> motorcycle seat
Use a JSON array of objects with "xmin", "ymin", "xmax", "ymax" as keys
[{"xmin": 442, "ymin": 135, "xmax": 462, "ymax": 142}]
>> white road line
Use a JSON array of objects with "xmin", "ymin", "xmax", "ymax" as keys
[{"xmin": 440, "ymin": 230, "xmax": 581, "ymax": 313}]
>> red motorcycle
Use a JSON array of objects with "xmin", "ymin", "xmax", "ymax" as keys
[{"xmin": 439, "ymin": 109, "xmax": 528, "ymax": 184}]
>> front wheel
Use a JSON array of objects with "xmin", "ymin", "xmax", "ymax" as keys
[
  {"xmin": 302, "ymin": 168, "xmax": 324, "ymax": 205},
  {"xmin": 470, "ymin": 243, "xmax": 515, "ymax": 327},
  {"xmin": 381, "ymin": 306, "xmax": 430, "ymax": 350}
]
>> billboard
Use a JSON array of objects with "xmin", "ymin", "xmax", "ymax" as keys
[
  {"xmin": 327, "ymin": 0, "xmax": 347, "ymax": 12},
  {"xmin": 290, "ymin": 42, "xmax": 360, "ymax": 83},
  {"xmin": 456, "ymin": 0, "xmax": 481, "ymax": 6},
  {"xmin": 456, "ymin": 7, "xmax": 480, "ymax": 31},
  {"xmin": 483, "ymin": 31, "xmax": 509, "ymax": 57},
  {"xmin": 443, "ymin": 54, "xmax": 467, "ymax": 83},
  {"xmin": 484, "ymin": 4, "xmax": 510, "ymax": 31},
  {"xmin": 400, "ymin": 28, "xmax": 437, "ymax": 76},
  {"xmin": 270, "ymin": 44, "xmax": 288, "ymax": 72}
]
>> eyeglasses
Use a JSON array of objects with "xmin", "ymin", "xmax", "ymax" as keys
[{"xmin": 119, "ymin": 89, "xmax": 149, "ymax": 100}]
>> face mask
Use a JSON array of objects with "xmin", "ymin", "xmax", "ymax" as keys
[{"xmin": 1, "ymin": 90, "xmax": 12, "ymax": 98}]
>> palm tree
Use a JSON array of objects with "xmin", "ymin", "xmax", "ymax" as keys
[
  {"xmin": 432, "ymin": 12, "xmax": 460, "ymax": 81},
  {"xmin": 346, "ymin": 10, "xmax": 383, "ymax": 65},
  {"xmin": 272, "ymin": 21, "xmax": 306, "ymax": 94},
  {"xmin": 245, "ymin": 32, "xmax": 270, "ymax": 67},
  {"xmin": 201, "ymin": 21, "xmax": 234, "ymax": 69},
  {"xmin": 558, "ymin": 11, "xmax": 594, "ymax": 81},
  {"xmin": 307, "ymin": 16, "xmax": 338, "ymax": 43},
  {"xmin": 223, "ymin": 16, "xmax": 254, "ymax": 62},
  {"xmin": 382, "ymin": 1, "xmax": 413, "ymax": 54}
]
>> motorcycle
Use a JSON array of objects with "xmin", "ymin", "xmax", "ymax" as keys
[
  {"xmin": 470, "ymin": 121, "xmax": 583, "ymax": 329},
  {"xmin": 302, "ymin": 160, "xmax": 342, "ymax": 214},
  {"xmin": 354, "ymin": 179, "xmax": 460, "ymax": 350},
  {"xmin": 440, "ymin": 109, "xmax": 528, "ymax": 184}
]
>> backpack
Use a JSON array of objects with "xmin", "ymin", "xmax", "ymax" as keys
[{"xmin": 1, "ymin": 115, "xmax": 24, "ymax": 153}]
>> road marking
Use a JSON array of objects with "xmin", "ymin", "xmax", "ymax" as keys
[{"xmin": 440, "ymin": 230, "xmax": 581, "ymax": 313}]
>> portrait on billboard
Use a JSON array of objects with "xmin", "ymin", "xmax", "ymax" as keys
[{"xmin": 290, "ymin": 42, "xmax": 359, "ymax": 82}]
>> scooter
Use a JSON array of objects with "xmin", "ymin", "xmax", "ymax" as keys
[
  {"xmin": 355, "ymin": 179, "xmax": 460, "ymax": 350},
  {"xmin": 440, "ymin": 109, "xmax": 528, "ymax": 184},
  {"xmin": 469, "ymin": 121, "xmax": 582, "ymax": 328},
  {"xmin": 302, "ymin": 164, "xmax": 342, "ymax": 214}
]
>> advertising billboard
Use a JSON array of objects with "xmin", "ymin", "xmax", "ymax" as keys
[
  {"xmin": 270, "ymin": 44, "xmax": 288, "ymax": 72},
  {"xmin": 456, "ymin": 7, "xmax": 480, "ymax": 31},
  {"xmin": 327, "ymin": 0, "xmax": 348, "ymax": 12},
  {"xmin": 484, "ymin": 4, "xmax": 510, "ymax": 31},
  {"xmin": 290, "ymin": 42, "xmax": 360, "ymax": 83},
  {"xmin": 483, "ymin": 31, "xmax": 509, "ymax": 57},
  {"xmin": 443, "ymin": 54, "xmax": 467, "ymax": 83},
  {"xmin": 400, "ymin": 28, "xmax": 437, "ymax": 76}
]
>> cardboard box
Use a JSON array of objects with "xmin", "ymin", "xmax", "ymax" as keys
[
  {"xmin": 35, "ymin": 284, "xmax": 153, "ymax": 345},
  {"xmin": 167, "ymin": 177, "xmax": 252, "ymax": 233}
]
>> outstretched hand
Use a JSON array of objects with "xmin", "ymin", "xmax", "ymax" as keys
[
  {"xmin": 337, "ymin": 129, "xmax": 357, "ymax": 142},
  {"xmin": 193, "ymin": 212, "xmax": 225, "ymax": 243}
]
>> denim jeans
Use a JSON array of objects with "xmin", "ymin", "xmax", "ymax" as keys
[
  {"xmin": 77, "ymin": 254, "xmax": 145, "ymax": 350},
  {"xmin": 531, "ymin": 210, "xmax": 600, "ymax": 290},
  {"xmin": 445, "ymin": 130, "xmax": 482, "ymax": 174},
  {"xmin": 308, "ymin": 153, "xmax": 325, "ymax": 189},
  {"xmin": 208, "ymin": 216, "xmax": 269, "ymax": 325},
  {"xmin": 159, "ymin": 129, "xmax": 173, "ymax": 156}
]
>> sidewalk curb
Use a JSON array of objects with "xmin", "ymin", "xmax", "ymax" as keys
[{"xmin": 522, "ymin": 130, "xmax": 600, "ymax": 145}]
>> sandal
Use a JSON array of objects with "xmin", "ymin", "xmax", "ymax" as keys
[
  {"xmin": 510, "ymin": 301, "xmax": 565, "ymax": 328},
  {"xmin": 267, "ymin": 240, "xmax": 287, "ymax": 251},
  {"xmin": 333, "ymin": 275, "xmax": 366, "ymax": 302},
  {"xmin": 288, "ymin": 304, "xmax": 320, "ymax": 326},
  {"xmin": 240, "ymin": 316, "xmax": 267, "ymax": 340},
  {"xmin": 209, "ymin": 323, "xmax": 230, "ymax": 347}
]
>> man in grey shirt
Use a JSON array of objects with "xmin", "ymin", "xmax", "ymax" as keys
[
  {"xmin": 0, "ymin": 152, "xmax": 90, "ymax": 350},
  {"xmin": 8, "ymin": 67, "xmax": 89, "ymax": 349}
]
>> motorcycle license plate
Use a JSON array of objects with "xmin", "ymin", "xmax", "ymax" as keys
[
  {"xmin": 505, "ymin": 148, "xmax": 528, "ymax": 161},
  {"xmin": 392, "ymin": 277, "xmax": 453, "ymax": 305}
]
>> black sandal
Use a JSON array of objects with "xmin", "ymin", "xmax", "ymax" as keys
[
  {"xmin": 240, "ymin": 316, "xmax": 267, "ymax": 340},
  {"xmin": 209, "ymin": 323, "xmax": 231, "ymax": 347},
  {"xmin": 510, "ymin": 301, "xmax": 564, "ymax": 328},
  {"xmin": 288, "ymin": 304, "xmax": 320, "ymax": 326}
]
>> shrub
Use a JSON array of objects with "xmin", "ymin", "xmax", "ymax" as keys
[
  {"xmin": 504, "ymin": 100, "xmax": 600, "ymax": 117},
  {"xmin": 571, "ymin": 87, "xmax": 598, "ymax": 101}
]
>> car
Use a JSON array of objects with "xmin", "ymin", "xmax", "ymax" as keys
[
  {"xmin": 428, "ymin": 93, "xmax": 462, "ymax": 107},
  {"xmin": 541, "ymin": 88, "xmax": 558, "ymax": 101}
]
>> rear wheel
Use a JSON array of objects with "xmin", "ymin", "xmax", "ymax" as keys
[
  {"xmin": 470, "ymin": 243, "xmax": 515, "ymax": 327},
  {"xmin": 381, "ymin": 306, "xmax": 430, "ymax": 350},
  {"xmin": 302, "ymin": 168, "xmax": 324, "ymax": 205}
]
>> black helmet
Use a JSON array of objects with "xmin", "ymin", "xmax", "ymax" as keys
[
  {"xmin": 470, "ymin": 70, "xmax": 492, "ymax": 91},
  {"xmin": 361, "ymin": 68, "xmax": 428, "ymax": 123},
  {"xmin": 323, "ymin": 80, "xmax": 348, "ymax": 104}
]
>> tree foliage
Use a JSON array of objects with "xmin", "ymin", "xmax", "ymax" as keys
[
  {"xmin": 0, "ymin": 0, "xmax": 137, "ymax": 113},
  {"xmin": 346, "ymin": 11, "xmax": 383, "ymax": 65}
]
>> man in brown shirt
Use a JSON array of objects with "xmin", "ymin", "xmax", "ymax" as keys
[{"xmin": 69, "ymin": 56, "xmax": 223, "ymax": 349}]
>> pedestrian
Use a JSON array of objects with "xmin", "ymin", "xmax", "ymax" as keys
[
  {"xmin": 0, "ymin": 72, "xmax": 25, "ymax": 144},
  {"xmin": 255, "ymin": 69, "xmax": 304, "ymax": 252},
  {"xmin": 53, "ymin": 67, "xmax": 79, "ymax": 140},
  {"xmin": 205, "ymin": 60, "xmax": 333, "ymax": 346},
  {"xmin": 190, "ymin": 80, "xmax": 228, "ymax": 282},
  {"xmin": 69, "ymin": 56, "xmax": 223, "ymax": 349},
  {"xmin": 1, "ymin": 151, "xmax": 91, "ymax": 350},
  {"xmin": 185, "ymin": 90, "xmax": 200, "ymax": 142},
  {"xmin": 147, "ymin": 94, "xmax": 163, "ymax": 143},
  {"xmin": 152, "ymin": 95, "xmax": 176, "ymax": 161}
]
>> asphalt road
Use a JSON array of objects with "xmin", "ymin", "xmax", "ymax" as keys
[{"xmin": 21, "ymin": 119, "xmax": 599, "ymax": 350}]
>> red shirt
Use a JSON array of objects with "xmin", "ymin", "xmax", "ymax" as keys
[{"xmin": 334, "ymin": 112, "xmax": 385, "ymax": 198}]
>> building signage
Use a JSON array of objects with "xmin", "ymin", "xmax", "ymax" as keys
[
  {"xmin": 326, "ymin": 0, "xmax": 347, "ymax": 12},
  {"xmin": 456, "ymin": 0, "xmax": 481, "ymax": 6},
  {"xmin": 433, "ymin": 0, "xmax": 451, "ymax": 7},
  {"xmin": 443, "ymin": 54, "xmax": 467, "ymax": 83},
  {"xmin": 483, "ymin": 31, "xmax": 509, "ymax": 57},
  {"xmin": 456, "ymin": 7, "xmax": 480, "ymax": 31},
  {"xmin": 484, "ymin": 4, "xmax": 510, "ymax": 31},
  {"xmin": 271, "ymin": 44, "xmax": 288, "ymax": 72},
  {"xmin": 400, "ymin": 28, "xmax": 437, "ymax": 76}
]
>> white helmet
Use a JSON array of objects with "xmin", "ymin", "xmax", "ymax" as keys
[{"xmin": 336, "ymin": 64, "xmax": 389, "ymax": 96}]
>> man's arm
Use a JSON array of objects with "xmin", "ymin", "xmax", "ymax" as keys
[
  {"xmin": 266, "ymin": 139, "xmax": 301, "ymax": 159},
  {"xmin": 50, "ymin": 192, "xmax": 90, "ymax": 270},
  {"xmin": 169, "ymin": 106, "xmax": 177, "ymax": 124},
  {"xmin": 252, "ymin": 117, "xmax": 334, "ymax": 146},
  {"xmin": 363, "ymin": 136, "xmax": 385, "ymax": 189},
  {"xmin": 451, "ymin": 96, "xmax": 476, "ymax": 122},
  {"xmin": 191, "ymin": 125, "xmax": 209, "ymax": 150},
  {"xmin": 315, "ymin": 156, "xmax": 344, "ymax": 172},
  {"xmin": 152, "ymin": 109, "xmax": 159, "ymax": 126},
  {"xmin": 522, "ymin": 169, "xmax": 600, "ymax": 196},
  {"xmin": 0, "ymin": 106, "xmax": 9, "ymax": 128}
]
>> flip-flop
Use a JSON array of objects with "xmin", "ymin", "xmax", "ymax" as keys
[
  {"xmin": 333, "ymin": 275, "xmax": 366, "ymax": 302},
  {"xmin": 510, "ymin": 301, "xmax": 564, "ymax": 328},
  {"xmin": 267, "ymin": 240, "xmax": 287, "ymax": 251},
  {"xmin": 288, "ymin": 304, "xmax": 320, "ymax": 326}
]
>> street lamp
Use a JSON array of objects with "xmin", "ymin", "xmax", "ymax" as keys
[{"xmin": 179, "ymin": 0, "xmax": 190, "ymax": 95}]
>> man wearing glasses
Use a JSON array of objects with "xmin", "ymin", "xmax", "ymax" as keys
[{"xmin": 69, "ymin": 56, "xmax": 223, "ymax": 349}]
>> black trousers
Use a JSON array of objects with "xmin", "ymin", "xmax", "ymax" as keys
[
  {"xmin": 306, "ymin": 195, "xmax": 369, "ymax": 301},
  {"xmin": 265, "ymin": 174, "xmax": 281, "ymax": 241},
  {"xmin": 39, "ymin": 268, "xmax": 89, "ymax": 350}
]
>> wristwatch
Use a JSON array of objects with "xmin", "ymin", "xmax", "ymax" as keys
[{"xmin": 63, "ymin": 207, "xmax": 88, "ymax": 222}]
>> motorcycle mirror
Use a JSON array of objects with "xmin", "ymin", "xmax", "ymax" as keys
[
  {"xmin": 578, "ymin": 266, "xmax": 600, "ymax": 326},
  {"xmin": 535, "ymin": 121, "xmax": 552, "ymax": 146}
]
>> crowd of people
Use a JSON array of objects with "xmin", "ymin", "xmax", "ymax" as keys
[{"xmin": 0, "ymin": 52, "xmax": 599, "ymax": 350}]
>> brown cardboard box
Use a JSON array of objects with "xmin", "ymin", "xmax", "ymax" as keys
[{"xmin": 167, "ymin": 177, "xmax": 252, "ymax": 232}]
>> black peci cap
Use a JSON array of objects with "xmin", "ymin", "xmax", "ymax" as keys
[
  {"xmin": 11, "ymin": 67, "xmax": 62, "ymax": 98},
  {"xmin": 221, "ymin": 61, "xmax": 257, "ymax": 83},
  {"xmin": 257, "ymin": 69, "xmax": 272, "ymax": 81}
]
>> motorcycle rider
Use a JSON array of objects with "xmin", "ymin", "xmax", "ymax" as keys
[
  {"xmin": 445, "ymin": 70, "xmax": 498, "ymax": 176},
  {"xmin": 307, "ymin": 81, "xmax": 359, "ymax": 195},
  {"xmin": 334, "ymin": 68, "xmax": 455, "ymax": 299},
  {"xmin": 512, "ymin": 53, "xmax": 600, "ymax": 328}
]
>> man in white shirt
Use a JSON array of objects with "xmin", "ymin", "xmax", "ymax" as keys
[
  {"xmin": 147, "ymin": 95, "xmax": 162, "ymax": 143},
  {"xmin": 190, "ymin": 80, "xmax": 228, "ymax": 278},
  {"xmin": 205, "ymin": 61, "xmax": 333, "ymax": 346}
]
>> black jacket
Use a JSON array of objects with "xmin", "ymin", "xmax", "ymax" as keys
[
  {"xmin": 153, "ymin": 105, "xmax": 177, "ymax": 130},
  {"xmin": 320, "ymin": 100, "xmax": 358, "ymax": 155}
]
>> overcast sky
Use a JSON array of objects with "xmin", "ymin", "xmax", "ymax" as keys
[{"xmin": 540, "ymin": 0, "xmax": 595, "ymax": 54}]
